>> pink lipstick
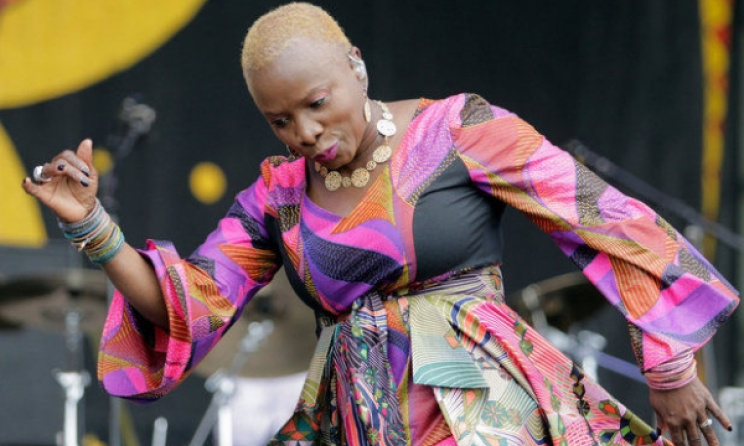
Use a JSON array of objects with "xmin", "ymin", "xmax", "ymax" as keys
[{"xmin": 314, "ymin": 143, "xmax": 338, "ymax": 163}]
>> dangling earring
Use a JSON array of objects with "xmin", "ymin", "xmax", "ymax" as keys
[
  {"xmin": 286, "ymin": 145, "xmax": 300, "ymax": 160},
  {"xmin": 363, "ymin": 89, "xmax": 372, "ymax": 123}
]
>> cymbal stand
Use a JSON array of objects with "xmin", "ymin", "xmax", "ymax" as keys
[
  {"xmin": 520, "ymin": 285, "xmax": 645, "ymax": 383},
  {"xmin": 151, "ymin": 417, "xmax": 168, "ymax": 446},
  {"xmin": 188, "ymin": 320, "xmax": 274, "ymax": 446},
  {"xmin": 54, "ymin": 300, "xmax": 91, "ymax": 446}
]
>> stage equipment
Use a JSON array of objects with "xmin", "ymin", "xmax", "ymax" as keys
[
  {"xmin": 563, "ymin": 140, "xmax": 744, "ymax": 252},
  {"xmin": 191, "ymin": 271, "xmax": 316, "ymax": 446},
  {"xmin": 189, "ymin": 320, "xmax": 274, "ymax": 446},
  {"xmin": 0, "ymin": 267, "xmax": 107, "ymax": 446},
  {"xmin": 509, "ymin": 272, "xmax": 645, "ymax": 384},
  {"xmin": 193, "ymin": 273, "xmax": 316, "ymax": 380},
  {"xmin": 0, "ymin": 269, "xmax": 108, "ymax": 335}
]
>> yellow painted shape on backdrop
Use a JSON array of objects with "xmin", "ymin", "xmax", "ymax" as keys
[
  {"xmin": 0, "ymin": 122, "xmax": 47, "ymax": 246},
  {"xmin": 190, "ymin": 161, "xmax": 227, "ymax": 205},
  {"xmin": 0, "ymin": 0, "xmax": 208, "ymax": 109},
  {"xmin": 93, "ymin": 147, "xmax": 114, "ymax": 176}
]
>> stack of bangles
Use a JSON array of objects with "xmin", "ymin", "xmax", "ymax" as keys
[
  {"xmin": 58, "ymin": 198, "xmax": 125, "ymax": 266},
  {"xmin": 643, "ymin": 349, "xmax": 697, "ymax": 390}
]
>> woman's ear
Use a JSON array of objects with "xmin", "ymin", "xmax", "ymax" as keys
[{"xmin": 347, "ymin": 47, "xmax": 367, "ymax": 81}]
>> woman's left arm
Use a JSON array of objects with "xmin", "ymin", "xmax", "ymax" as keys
[{"xmin": 449, "ymin": 93, "xmax": 740, "ymax": 446}]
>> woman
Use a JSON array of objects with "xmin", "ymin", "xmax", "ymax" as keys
[{"xmin": 23, "ymin": 3, "xmax": 739, "ymax": 445}]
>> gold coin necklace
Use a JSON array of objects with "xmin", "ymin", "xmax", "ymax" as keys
[{"xmin": 315, "ymin": 100, "xmax": 396, "ymax": 192}]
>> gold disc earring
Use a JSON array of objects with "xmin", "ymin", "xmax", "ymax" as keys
[{"xmin": 363, "ymin": 89, "xmax": 372, "ymax": 123}]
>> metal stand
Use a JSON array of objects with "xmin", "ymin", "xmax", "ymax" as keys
[
  {"xmin": 55, "ymin": 307, "xmax": 91, "ymax": 446},
  {"xmin": 151, "ymin": 417, "xmax": 168, "ymax": 446},
  {"xmin": 563, "ymin": 140, "xmax": 744, "ymax": 252},
  {"xmin": 55, "ymin": 369, "xmax": 91, "ymax": 446},
  {"xmin": 520, "ymin": 284, "xmax": 645, "ymax": 383},
  {"xmin": 189, "ymin": 320, "xmax": 274, "ymax": 446}
]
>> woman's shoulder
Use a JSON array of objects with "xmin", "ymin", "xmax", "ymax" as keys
[
  {"xmin": 229, "ymin": 156, "xmax": 305, "ymax": 225},
  {"xmin": 402, "ymin": 93, "xmax": 515, "ymax": 127},
  {"xmin": 381, "ymin": 95, "xmax": 515, "ymax": 139}
]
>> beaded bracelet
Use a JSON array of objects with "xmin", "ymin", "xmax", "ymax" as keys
[
  {"xmin": 644, "ymin": 349, "xmax": 697, "ymax": 390},
  {"xmin": 58, "ymin": 198, "xmax": 125, "ymax": 266}
]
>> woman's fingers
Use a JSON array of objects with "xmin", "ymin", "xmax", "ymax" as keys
[
  {"xmin": 21, "ymin": 139, "xmax": 99, "ymax": 222},
  {"xmin": 706, "ymin": 397, "xmax": 732, "ymax": 432},
  {"xmin": 669, "ymin": 425, "xmax": 686, "ymax": 446},
  {"xmin": 54, "ymin": 156, "xmax": 91, "ymax": 188},
  {"xmin": 698, "ymin": 416, "xmax": 718, "ymax": 446},
  {"xmin": 21, "ymin": 175, "xmax": 45, "ymax": 197},
  {"xmin": 60, "ymin": 139, "xmax": 95, "ymax": 178},
  {"xmin": 56, "ymin": 141, "xmax": 95, "ymax": 187},
  {"xmin": 661, "ymin": 411, "xmax": 726, "ymax": 446},
  {"xmin": 75, "ymin": 138, "xmax": 95, "ymax": 174},
  {"xmin": 650, "ymin": 377, "xmax": 735, "ymax": 445},
  {"xmin": 686, "ymin": 425, "xmax": 703, "ymax": 446},
  {"xmin": 655, "ymin": 411, "xmax": 667, "ymax": 434}
]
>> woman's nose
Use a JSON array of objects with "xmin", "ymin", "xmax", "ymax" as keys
[{"xmin": 295, "ymin": 116, "xmax": 322, "ymax": 145}]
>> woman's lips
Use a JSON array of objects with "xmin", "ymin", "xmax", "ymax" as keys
[{"xmin": 314, "ymin": 144, "xmax": 338, "ymax": 163}]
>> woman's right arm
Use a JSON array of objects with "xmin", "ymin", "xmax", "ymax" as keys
[
  {"xmin": 22, "ymin": 138, "xmax": 169, "ymax": 328},
  {"xmin": 101, "ymin": 244, "xmax": 168, "ymax": 328}
]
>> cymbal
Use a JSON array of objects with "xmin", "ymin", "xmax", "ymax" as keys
[
  {"xmin": 507, "ymin": 272, "xmax": 606, "ymax": 332},
  {"xmin": 194, "ymin": 269, "xmax": 317, "ymax": 378},
  {"xmin": 0, "ymin": 269, "xmax": 108, "ymax": 302},
  {"xmin": 0, "ymin": 269, "xmax": 109, "ymax": 334}
]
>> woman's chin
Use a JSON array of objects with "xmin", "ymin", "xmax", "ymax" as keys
[{"xmin": 321, "ymin": 155, "xmax": 354, "ymax": 171}]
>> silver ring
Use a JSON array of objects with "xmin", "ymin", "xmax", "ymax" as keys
[
  {"xmin": 32, "ymin": 165, "xmax": 51, "ymax": 184},
  {"xmin": 699, "ymin": 418, "xmax": 713, "ymax": 429}
]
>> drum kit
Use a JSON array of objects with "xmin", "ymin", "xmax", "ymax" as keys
[
  {"xmin": 506, "ymin": 271, "xmax": 645, "ymax": 384},
  {"xmin": 188, "ymin": 271, "xmax": 316, "ymax": 446},
  {"xmin": 0, "ymin": 261, "xmax": 315, "ymax": 446},
  {"xmin": 0, "ymin": 266, "xmax": 107, "ymax": 446}
]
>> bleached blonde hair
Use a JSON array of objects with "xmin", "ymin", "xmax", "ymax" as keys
[{"xmin": 241, "ymin": 2, "xmax": 351, "ymax": 78}]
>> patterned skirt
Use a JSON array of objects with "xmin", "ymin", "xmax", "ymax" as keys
[{"xmin": 268, "ymin": 265, "xmax": 671, "ymax": 446}]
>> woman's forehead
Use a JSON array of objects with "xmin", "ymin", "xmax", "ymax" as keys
[
  {"xmin": 274, "ymin": 38, "xmax": 348, "ymax": 70},
  {"xmin": 248, "ymin": 39, "xmax": 349, "ymax": 98}
]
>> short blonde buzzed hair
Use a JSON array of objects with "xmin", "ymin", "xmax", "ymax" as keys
[{"xmin": 241, "ymin": 2, "xmax": 351, "ymax": 76}]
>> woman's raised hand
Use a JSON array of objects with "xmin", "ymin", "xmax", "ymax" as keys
[{"xmin": 22, "ymin": 139, "xmax": 99, "ymax": 223}]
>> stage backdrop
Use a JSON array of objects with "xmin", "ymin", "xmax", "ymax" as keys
[{"xmin": 0, "ymin": 0, "xmax": 740, "ymax": 444}]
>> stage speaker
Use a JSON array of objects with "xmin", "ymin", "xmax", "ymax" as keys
[{"xmin": 0, "ymin": 327, "xmax": 66, "ymax": 445}]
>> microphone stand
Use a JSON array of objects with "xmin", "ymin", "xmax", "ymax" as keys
[
  {"xmin": 53, "ymin": 244, "xmax": 92, "ymax": 446},
  {"xmin": 563, "ymin": 140, "xmax": 744, "ymax": 252},
  {"xmin": 54, "ymin": 282, "xmax": 91, "ymax": 446},
  {"xmin": 188, "ymin": 320, "xmax": 274, "ymax": 446}
]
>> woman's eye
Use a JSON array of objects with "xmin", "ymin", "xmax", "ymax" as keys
[
  {"xmin": 310, "ymin": 97, "xmax": 326, "ymax": 108},
  {"xmin": 271, "ymin": 118, "xmax": 289, "ymax": 128}
]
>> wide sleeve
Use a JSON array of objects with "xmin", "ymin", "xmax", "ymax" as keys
[
  {"xmin": 98, "ymin": 166, "xmax": 281, "ymax": 402},
  {"xmin": 450, "ymin": 93, "xmax": 739, "ymax": 372}
]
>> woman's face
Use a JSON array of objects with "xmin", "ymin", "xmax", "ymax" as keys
[{"xmin": 247, "ymin": 38, "xmax": 371, "ymax": 170}]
